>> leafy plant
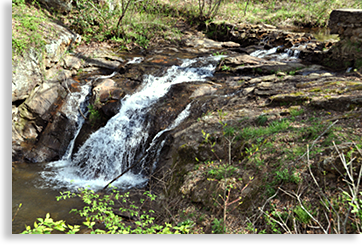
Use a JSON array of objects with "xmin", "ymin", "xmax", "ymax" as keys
[
  {"xmin": 293, "ymin": 205, "xmax": 312, "ymax": 224},
  {"xmin": 87, "ymin": 104, "xmax": 101, "ymax": 124},
  {"xmin": 211, "ymin": 218, "xmax": 225, "ymax": 233},
  {"xmin": 21, "ymin": 213, "xmax": 80, "ymax": 234},
  {"xmin": 208, "ymin": 164, "xmax": 238, "ymax": 180},
  {"xmin": 22, "ymin": 188, "xmax": 191, "ymax": 234}
]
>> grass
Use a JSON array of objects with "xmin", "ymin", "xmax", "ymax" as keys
[
  {"xmin": 12, "ymin": 0, "xmax": 49, "ymax": 58},
  {"xmin": 159, "ymin": 0, "xmax": 362, "ymax": 28},
  {"xmin": 199, "ymin": 106, "xmax": 361, "ymax": 233}
]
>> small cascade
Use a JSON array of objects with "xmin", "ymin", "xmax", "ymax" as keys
[
  {"xmin": 40, "ymin": 55, "xmax": 222, "ymax": 191},
  {"xmin": 61, "ymin": 84, "xmax": 92, "ymax": 160},
  {"xmin": 250, "ymin": 44, "xmax": 306, "ymax": 61}
]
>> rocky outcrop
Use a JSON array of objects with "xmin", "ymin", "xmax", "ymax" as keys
[
  {"xmin": 12, "ymin": 20, "xmax": 82, "ymax": 162},
  {"xmin": 12, "ymin": 22, "xmax": 80, "ymax": 103}
]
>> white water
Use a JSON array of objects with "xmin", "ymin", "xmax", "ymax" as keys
[
  {"xmin": 39, "ymin": 56, "xmax": 221, "ymax": 191},
  {"xmin": 61, "ymin": 84, "xmax": 92, "ymax": 160},
  {"xmin": 250, "ymin": 44, "xmax": 304, "ymax": 61}
]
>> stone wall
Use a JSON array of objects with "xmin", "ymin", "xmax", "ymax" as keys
[
  {"xmin": 324, "ymin": 9, "xmax": 362, "ymax": 71},
  {"xmin": 329, "ymin": 9, "xmax": 362, "ymax": 43}
]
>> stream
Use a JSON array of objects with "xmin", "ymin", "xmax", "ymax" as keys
[
  {"xmin": 12, "ymin": 52, "xmax": 224, "ymax": 233},
  {"xmin": 12, "ymin": 28, "xmax": 333, "ymax": 232}
]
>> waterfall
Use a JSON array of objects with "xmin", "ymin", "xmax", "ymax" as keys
[{"xmin": 39, "ymin": 55, "xmax": 222, "ymax": 191}]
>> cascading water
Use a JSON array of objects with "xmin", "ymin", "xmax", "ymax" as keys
[
  {"xmin": 39, "ymin": 55, "xmax": 222, "ymax": 191},
  {"xmin": 250, "ymin": 44, "xmax": 305, "ymax": 61}
]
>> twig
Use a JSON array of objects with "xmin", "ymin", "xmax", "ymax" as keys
[
  {"xmin": 102, "ymin": 161, "xmax": 139, "ymax": 190},
  {"xmin": 12, "ymin": 203, "xmax": 22, "ymax": 222},
  {"xmin": 278, "ymin": 187, "xmax": 328, "ymax": 234},
  {"xmin": 78, "ymin": 106, "xmax": 87, "ymax": 120},
  {"xmin": 296, "ymin": 120, "xmax": 339, "ymax": 163},
  {"xmin": 306, "ymin": 144, "xmax": 341, "ymax": 233},
  {"xmin": 334, "ymin": 141, "xmax": 362, "ymax": 233}
]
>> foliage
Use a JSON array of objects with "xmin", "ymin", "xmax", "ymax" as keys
[
  {"xmin": 87, "ymin": 104, "xmax": 101, "ymax": 125},
  {"xmin": 21, "ymin": 213, "xmax": 81, "ymax": 234},
  {"xmin": 65, "ymin": 0, "xmax": 182, "ymax": 47},
  {"xmin": 22, "ymin": 188, "xmax": 192, "ymax": 234},
  {"xmin": 208, "ymin": 163, "xmax": 237, "ymax": 180}
]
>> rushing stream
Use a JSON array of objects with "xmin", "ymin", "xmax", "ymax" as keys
[
  {"xmin": 12, "ymin": 54, "xmax": 223, "ymax": 233},
  {"xmin": 39, "ymin": 55, "xmax": 222, "ymax": 191}
]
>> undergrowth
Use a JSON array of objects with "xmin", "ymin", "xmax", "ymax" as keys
[
  {"xmin": 190, "ymin": 106, "xmax": 362, "ymax": 233},
  {"xmin": 21, "ymin": 188, "xmax": 193, "ymax": 234}
]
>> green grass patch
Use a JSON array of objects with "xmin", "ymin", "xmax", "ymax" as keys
[{"xmin": 12, "ymin": 1, "xmax": 49, "ymax": 57}]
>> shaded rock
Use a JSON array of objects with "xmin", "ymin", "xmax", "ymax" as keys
[
  {"xmin": 328, "ymin": 9, "xmax": 362, "ymax": 38},
  {"xmin": 37, "ymin": 0, "xmax": 73, "ymax": 13}
]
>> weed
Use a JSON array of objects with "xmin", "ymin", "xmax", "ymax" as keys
[
  {"xmin": 293, "ymin": 205, "xmax": 312, "ymax": 224},
  {"xmin": 256, "ymin": 114, "xmax": 268, "ymax": 126},
  {"xmin": 87, "ymin": 104, "xmax": 101, "ymax": 125},
  {"xmin": 208, "ymin": 164, "xmax": 238, "ymax": 180}
]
